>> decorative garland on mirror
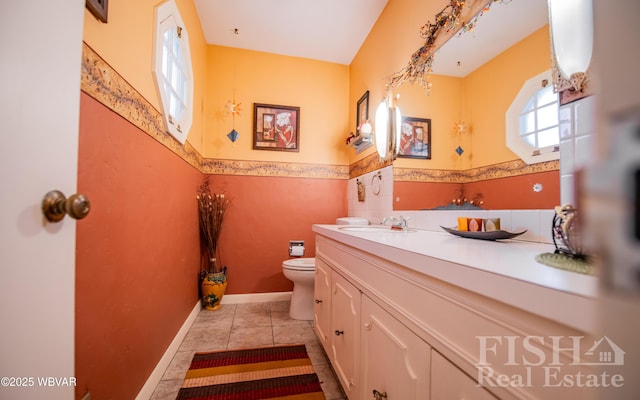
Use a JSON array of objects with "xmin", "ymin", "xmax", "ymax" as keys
[
  {"xmin": 387, "ymin": 0, "xmax": 507, "ymax": 93},
  {"xmin": 549, "ymin": 34, "xmax": 592, "ymax": 101}
]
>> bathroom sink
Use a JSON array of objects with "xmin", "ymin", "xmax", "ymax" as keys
[{"xmin": 339, "ymin": 226, "xmax": 416, "ymax": 233}]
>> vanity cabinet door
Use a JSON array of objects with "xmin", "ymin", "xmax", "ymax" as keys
[
  {"xmin": 313, "ymin": 258, "xmax": 332, "ymax": 351},
  {"xmin": 431, "ymin": 350, "xmax": 496, "ymax": 400},
  {"xmin": 361, "ymin": 295, "xmax": 431, "ymax": 400},
  {"xmin": 331, "ymin": 271, "xmax": 361, "ymax": 398}
]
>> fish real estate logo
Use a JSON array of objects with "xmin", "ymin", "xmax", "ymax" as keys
[{"xmin": 475, "ymin": 335, "xmax": 626, "ymax": 389}]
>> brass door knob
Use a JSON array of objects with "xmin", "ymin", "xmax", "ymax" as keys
[{"xmin": 42, "ymin": 190, "xmax": 90, "ymax": 222}]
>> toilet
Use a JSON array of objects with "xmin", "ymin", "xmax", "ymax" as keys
[
  {"xmin": 282, "ymin": 258, "xmax": 316, "ymax": 320},
  {"xmin": 282, "ymin": 217, "xmax": 369, "ymax": 320}
]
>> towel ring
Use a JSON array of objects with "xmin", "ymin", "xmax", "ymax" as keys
[{"xmin": 371, "ymin": 171, "xmax": 382, "ymax": 196}]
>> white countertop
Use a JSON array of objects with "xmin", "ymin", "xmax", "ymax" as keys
[{"xmin": 312, "ymin": 224, "xmax": 599, "ymax": 333}]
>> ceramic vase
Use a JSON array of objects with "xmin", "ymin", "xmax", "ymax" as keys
[{"xmin": 201, "ymin": 272, "xmax": 227, "ymax": 310}]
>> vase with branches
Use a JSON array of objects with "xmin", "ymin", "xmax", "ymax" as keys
[{"xmin": 196, "ymin": 178, "xmax": 230, "ymax": 310}]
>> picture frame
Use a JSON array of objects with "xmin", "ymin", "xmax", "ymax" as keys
[
  {"xmin": 356, "ymin": 90, "xmax": 369, "ymax": 132},
  {"xmin": 253, "ymin": 103, "xmax": 300, "ymax": 152},
  {"xmin": 398, "ymin": 117, "xmax": 431, "ymax": 159},
  {"xmin": 86, "ymin": 0, "xmax": 109, "ymax": 23}
]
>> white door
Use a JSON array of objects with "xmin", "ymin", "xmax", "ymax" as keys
[{"xmin": 0, "ymin": 1, "xmax": 84, "ymax": 399}]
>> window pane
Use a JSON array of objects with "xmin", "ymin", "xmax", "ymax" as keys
[
  {"xmin": 162, "ymin": 46, "xmax": 169, "ymax": 76},
  {"xmin": 537, "ymin": 85, "xmax": 556, "ymax": 106},
  {"xmin": 522, "ymin": 97, "xmax": 535, "ymax": 113},
  {"xmin": 537, "ymin": 103, "xmax": 558, "ymax": 130},
  {"xmin": 173, "ymin": 34, "xmax": 180, "ymax": 57},
  {"xmin": 538, "ymin": 127, "xmax": 559, "ymax": 147},
  {"xmin": 519, "ymin": 111, "xmax": 535, "ymax": 134},
  {"xmin": 522, "ymin": 133, "xmax": 536, "ymax": 147}
]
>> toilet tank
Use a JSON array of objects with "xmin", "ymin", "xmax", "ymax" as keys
[{"xmin": 336, "ymin": 217, "xmax": 369, "ymax": 225}]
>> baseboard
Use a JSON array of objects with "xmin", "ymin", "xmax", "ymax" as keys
[
  {"xmin": 135, "ymin": 292, "xmax": 292, "ymax": 399},
  {"xmin": 135, "ymin": 300, "xmax": 201, "ymax": 400},
  {"xmin": 221, "ymin": 291, "xmax": 292, "ymax": 304}
]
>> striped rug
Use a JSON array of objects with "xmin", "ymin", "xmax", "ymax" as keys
[{"xmin": 176, "ymin": 344, "xmax": 326, "ymax": 400}]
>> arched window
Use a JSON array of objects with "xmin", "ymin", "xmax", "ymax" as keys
[
  {"xmin": 506, "ymin": 70, "xmax": 560, "ymax": 164},
  {"xmin": 152, "ymin": 0, "xmax": 193, "ymax": 144}
]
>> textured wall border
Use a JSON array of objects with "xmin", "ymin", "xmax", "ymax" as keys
[
  {"xmin": 349, "ymin": 152, "xmax": 392, "ymax": 178},
  {"xmin": 80, "ymin": 42, "xmax": 348, "ymax": 180},
  {"xmin": 81, "ymin": 42, "xmax": 553, "ymax": 182},
  {"xmin": 351, "ymin": 153, "xmax": 559, "ymax": 183}
]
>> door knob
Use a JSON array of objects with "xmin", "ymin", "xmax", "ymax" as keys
[{"xmin": 42, "ymin": 190, "xmax": 90, "ymax": 222}]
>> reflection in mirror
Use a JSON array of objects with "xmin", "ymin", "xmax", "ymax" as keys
[{"xmin": 392, "ymin": 0, "xmax": 560, "ymax": 211}]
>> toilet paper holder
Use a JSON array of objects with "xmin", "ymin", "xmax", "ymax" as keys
[{"xmin": 289, "ymin": 240, "xmax": 305, "ymax": 257}]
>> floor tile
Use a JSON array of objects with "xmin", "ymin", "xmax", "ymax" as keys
[
  {"xmin": 232, "ymin": 302, "xmax": 272, "ymax": 328},
  {"xmin": 314, "ymin": 363, "xmax": 348, "ymax": 400},
  {"xmin": 151, "ymin": 301, "xmax": 344, "ymax": 400},
  {"xmin": 273, "ymin": 321, "xmax": 318, "ymax": 344},
  {"xmin": 149, "ymin": 379, "xmax": 181, "ymax": 400},
  {"xmin": 227, "ymin": 325, "xmax": 274, "ymax": 348},
  {"xmin": 178, "ymin": 324, "xmax": 230, "ymax": 352},
  {"xmin": 161, "ymin": 350, "xmax": 194, "ymax": 381}
]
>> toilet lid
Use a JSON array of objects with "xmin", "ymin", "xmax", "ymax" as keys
[{"xmin": 283, "ymin": 257, "xmax": 315, "ymax": 271}]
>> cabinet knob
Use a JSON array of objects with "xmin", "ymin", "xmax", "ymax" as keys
[
  {"xmin": 314, "ymin": 299, "xmax": 323, "ymax": 304},
  {"xmin": 364, "ymin": 322, "xmax": 372, "ymax": 330},
  {"xmin": 372, "ymin": 389, "xmax": 388, "ymax": 399},
  {"xmin": 334, "ymin": 330, "xmax": 344, "ymax": 336}
]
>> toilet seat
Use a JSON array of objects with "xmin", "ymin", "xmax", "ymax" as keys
[{"xmin": 283, "ymin": 258, "xmax": 315, "ymax": 271}]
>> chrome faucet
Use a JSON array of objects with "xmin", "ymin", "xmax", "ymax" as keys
[{"xmin": 382, "ymin": 216, "xmax": 409, "ymax": 230}]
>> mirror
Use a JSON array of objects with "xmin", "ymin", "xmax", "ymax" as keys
[{"xmin": 392, "ymin": 0, "xmax": 556, "ymax": 211}]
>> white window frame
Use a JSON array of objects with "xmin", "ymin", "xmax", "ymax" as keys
[
  {"xmin": 506, "ymin": 70, "xmax": 560, "ymax": 164},
  {"xmin": 152, "ymin": 0, "xmax": 193, "ymax": 144}
]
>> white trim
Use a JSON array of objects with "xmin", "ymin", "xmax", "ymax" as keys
[
  {"xmin": 135, "ymin": 300, "xmax": 201, "ymax": 400},
  {"xmin": 221, "ymin": 291, "xmax": 293, "ymax": 304},
  {"xmin": 152, "ymin": 0, "xmax": 193, "ymax": 144},
  {"xmin": 505, "ymin": 69, "xmax": 560, "ymax": 164}
]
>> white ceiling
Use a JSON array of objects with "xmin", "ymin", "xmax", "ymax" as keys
[
  {"xmin": 193, "ymin": 0, "xmax": 548, "ymax": 74},
  {"xmin": 431, "ymin": 0, "xmax": 549, "ymax": 77},
  {"xmin": 193, "ymin": 0, "xmax": 389, "ymax": 65}
]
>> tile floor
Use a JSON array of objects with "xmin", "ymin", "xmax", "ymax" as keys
[{"xmin": 150, "ymin": 301, "xmax": 347, "ymax": 400}]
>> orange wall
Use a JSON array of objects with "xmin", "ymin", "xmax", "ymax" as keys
[
  {"xmin": 204, "ymin": 46, "xmax": 350, "ymax": 165},
  {"xmin": 394, "ymin": 171, "xmax": 559, "ymax": 210},
  {"xmin": 79, "ymin": 3, "xmax": 349, "ymax": 399},
  {"xmin": 76, "ymin": 93, "xmax": 202, "ymax": 399},
  {"xmin": 207, "ymin": 175, "xmax": 347, "ymax": 294},
  {"xmin": 349, "ymin": 0, "xmax": 454, "ymax": 167},
  {"xmin": 350, "ymin": 3, "xmax": 551, "ymax": 170},
  {"xmin": 83, "ymin": 0, "xmax": 208, "ymax": 154},
  {"xmin": 463, "ymin": 26, "xmax": 551, "ymax": 168}
]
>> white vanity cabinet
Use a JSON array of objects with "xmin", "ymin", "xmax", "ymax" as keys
[
  {"xmin": 314, "ymin": 257, "xmax": 360, "ymax": 398},
  {"xmin": 360, "ymin": 295, "xmax": 431, "ymax": 400},
  {"xmin": 431, "ymin": 350, "xmax": 496, "ymax": 400},
  {"xmin": 330, "ymin": 272, "xmax": 361, "ymax": 396},
  {"xmin": 313, "ymin": 227, "xmax": 596, "ymax": 400},
  {"xmin": 313, "ymin": 257, "xmax": 332, "ymax": 349}
]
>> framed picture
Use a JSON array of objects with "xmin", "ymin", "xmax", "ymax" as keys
[
  {"xmin": 86, "ymin": 0, "xmax": 109, "ymax": 23},
  {"xmin": 398, "ymin": 117, "xmax": 431, "ymax": 159},
  {"xmin": 356, "ymin": 90, "xmax": 369, "ymax": 131},
  {"xmin": 253, "ymin": 103, "xmax": 300, "ymax": 152}
]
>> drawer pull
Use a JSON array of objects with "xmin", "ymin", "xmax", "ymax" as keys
[
  {"xmin": 372, "ymin": 389, "xmax": 387, "ymax": 399},
  {"xmin": 334, "ymin": 330, "xmax": 344, "ymax": 336},
  {"xmin": 314, "ymin": 299, "xmax": 323, "ymax": 304}
]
